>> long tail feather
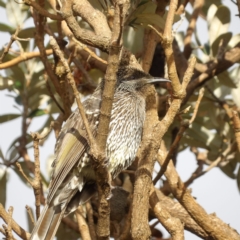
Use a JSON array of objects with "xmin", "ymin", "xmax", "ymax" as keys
[{"xmin": 30, "ymin": 205, "xmax": 64, "ymax": 240}]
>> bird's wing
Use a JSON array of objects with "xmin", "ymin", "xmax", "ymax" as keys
[{"xmin": 47, "ymin": 89, "xmax": 102, "ymax": 204}]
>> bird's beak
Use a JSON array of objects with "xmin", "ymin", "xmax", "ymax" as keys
[{"xmin": 150, "ymin": 77, "xmax": 171, "ymax": 83}]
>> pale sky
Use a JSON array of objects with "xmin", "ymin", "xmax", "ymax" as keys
[{"xmin": 0, "ymin": 1, "xmax": 240, "ymax": 239}]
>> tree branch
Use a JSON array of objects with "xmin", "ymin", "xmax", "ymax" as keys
[
  {"xmin": 0, "ymin": 204, "xmax": 30, "ymax": 240},
  {"xmin": 158, "ymin": 145, "xmax": 240, "ymax": 240}
]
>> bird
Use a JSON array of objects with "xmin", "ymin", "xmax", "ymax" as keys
[{"xmin": 30, "ymin": 67, "xmax": 169, "ymax": 240}]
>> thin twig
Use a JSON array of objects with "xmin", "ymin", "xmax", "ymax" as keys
[
  {"xmin": 149, "ymin": 185, "xmax": 184, "ymax": 240},
  {"xmin": 73, "ymin": 39, "xmax": 108, "ymax": 65},
  {"xmin": 147, "ymin": 24, "xmax": 163, "ymax": 40},
  {"xmin": 0, "ymin": 27, "xmax": 21, "ymax": 63},
  {"xmin": 45, "ymin": 76, "xmax": 65, "ymax": 114},
  {"xmin": 26, "ymin": 205, "xmax": 35, "ymax": 225},
  {"xmin": 49, "ymin": 36, "xmax": 95, "ymax": 146},
  {"xmin": 0, "ymin": 204, "xmax": 30, "ymax": 240},
  {"xmin": 16, "ymin": 129, "xmax": 52, "ymax": 219},
  {"xmin": 6, "ymin": 207, "xmax": 14, "ymax": 240},
  {"xmin": 0, "ymin": 49, "xmax": 53, "ymax": 69}
]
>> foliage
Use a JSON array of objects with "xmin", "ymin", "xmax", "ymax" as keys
[{"xmin": 0, "ymin": 0, "xmax": 240, "ymax": 239}]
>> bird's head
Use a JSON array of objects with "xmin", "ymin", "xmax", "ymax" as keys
[{"xmin": 116, "ymin": 67, "xmax": 170, "ymax": 92}]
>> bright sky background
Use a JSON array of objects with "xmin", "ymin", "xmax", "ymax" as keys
[{"xmin": 0, "ymin": 1, "xmax": 240, "ymax": 240}]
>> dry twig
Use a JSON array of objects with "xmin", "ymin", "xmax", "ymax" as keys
[
  {"xmin": 150, "ymin": 185, "xmax": 184, "ymax": 240},
  {"xmin": 16, "ymin": 129, "xmax": 52, "ymax": 219},
  {"xmin": 0, "ymin": 204, "xmax": 30, "ymax": 240}
]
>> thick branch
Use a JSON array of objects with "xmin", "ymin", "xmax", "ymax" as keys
[
  {"xmin": 131, "ymin": 4, "xmax": 196, "ymax": 236},
  {"xmin": 151, "ymin": 188, "xmax": 211, "ymax": 239},
  {"xmin": 150, "ymin": 185, "xmax": 184, "ymax": 240},
  {"xmin": 72, "ymin": 0, "xmax": 111, "ymax": 36},
  {"xmin": 94, "ymin": 1, "xmax": 126, "ymax": 238},
  {"xmin": 60, "ymin": 0, "xmax": 111, "ymax": 52}
]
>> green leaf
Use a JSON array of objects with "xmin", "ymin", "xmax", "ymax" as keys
[
  {"xmin": 7, "ymin": 134, "xmax": 32, "ymax": 157},
  {"xmin": 217, "ymin": 70, "xmax": 237, "ymax": 88},
  {"xmin": 0, "ymin": 148, "xmax": 4, "ymax": 161},
  {"xmin": 208, "ymin": 5, "xmax": 230, "ymax": 46},
  {"xmin": 0, "ymin": 114, "xmax": 21, "ymax": 123},
  {"xmin": 131, "ymin": 13, "xmax": 165, "ymax": 28},
  {"xmin": 203, "ymin": 1, "xmax": 222, "ymax": 17},
  {"xmin": 0, "ymin": 23, "xmax": 14, "ymax": 32},
  {"xmin": 187, "ymin": 122, "xmax": 223, "ymax": 156},
  {"xmin": 228, "ymin": 34, "xmax": 240, "ymax": 48},
  {"xmin": 0, "ymin": 0, "xmax": 5, "ymax": 8},
  {"xmin": 0, "ymin": 169, "xmax": 7, "ymax": 207},
  {"xmin": 237, "ymin": 166, "xmax": 240, "ymax": 192},
  {"xmin": 6, "ymin": 0, "xmax": 28, "ymax": 27},
  {"xmin": 231, "ymin": 65, "xmax": 240, "ymax": 108},
  {"xmin": 220, "ymin": 158, "xmax": 237, "ymax": 179},
  {"xmin": 127, "ymin": 1, "xmax": 162, "ymax": 28},
  {"xmin": 28, "ymin": 109, "xmax": 48, "ymax": 118},
  {"xmin": 0, "ymin": 76, "xmax": 14, "ymax": 90},
  {"xmin": 211, "ymin": 32, "xmax": 232, "ymax": 57},
  {"xmin": 5, "ymin": 66, "xmax": 25, "ymax": 91},
  {"xmin": 123, "ymin": 26, "xmax": 144, "ymax": 54}
]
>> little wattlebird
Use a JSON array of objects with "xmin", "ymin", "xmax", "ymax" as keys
[{"xmin": 30, "ymin": 67, "xmax": 170, "ymax": 240}]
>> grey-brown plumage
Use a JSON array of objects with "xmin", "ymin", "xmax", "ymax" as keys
[{"xmin": 30, "ymin": 67, "xmax": 169, "ymax": 240}]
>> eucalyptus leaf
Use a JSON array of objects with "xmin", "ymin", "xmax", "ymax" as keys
[
  {"xmin": 228, "ymin": 34, "xmax": 240, "ymax": 48},
  {"xmin": 188, "ymin": 122, "xmax": 222, "ymax": 151},
  {"xmin": 0, "ymin": 77, "xmax": 14, "ymax": 90},
  {"xmin": 28, "ymin": 109, "xmax": 48, "ymax": 118},
  {"xmin": 0, "ymin": 113, "xmax": 21, "ymax": 123},
  {"xmin": 0, "ymin": 169, "xmax": 7, "ymax": 207},
  {"xmin": 231, "ymin": 65, "xmax": 240, "ymax": 108},
  {"xmin": 220, "ymin": 158, "xmax": 237, "ymax": 179},
  {"xmin": 211, "ymin": 32, "xmax": 232, "ymax": 57},
  {"xmin": 131, "ymin": 13, "xmax": 165, "ymax": 28},
  {"xmin": 0, "ymin": 148, "xmax": 4, "ymax": 161},
  {"xmin": 0, "ymin": 0, "xmax": 5, "ymax": 8},
  {"xmin": 6, "ymin": 0, "xmax": 28, "ymax": 27},
  {"xmin": 123, "ymin": 26, "xmax": 144, "ymax": 54},
  {"xmin": 207, "ymin": 4, "xmax": 218, "ymax": 23},
  {"xmin": 208, "ymin": 5, "xmax": 230, "ymax": 47},
  {"xmin": 217, "ymin": 70, "xmax": 237, "ymax": 88},
  {"xmin": 237, "ymin": 167, "xmax": 240, "ymax": 192},
  {"xmin": 0, "ymin": 23, "xmax": 14, "ymax": 32},
  {"xmin": 7, "ymin": 134, "xmax": 32, "ymax": 156}
]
